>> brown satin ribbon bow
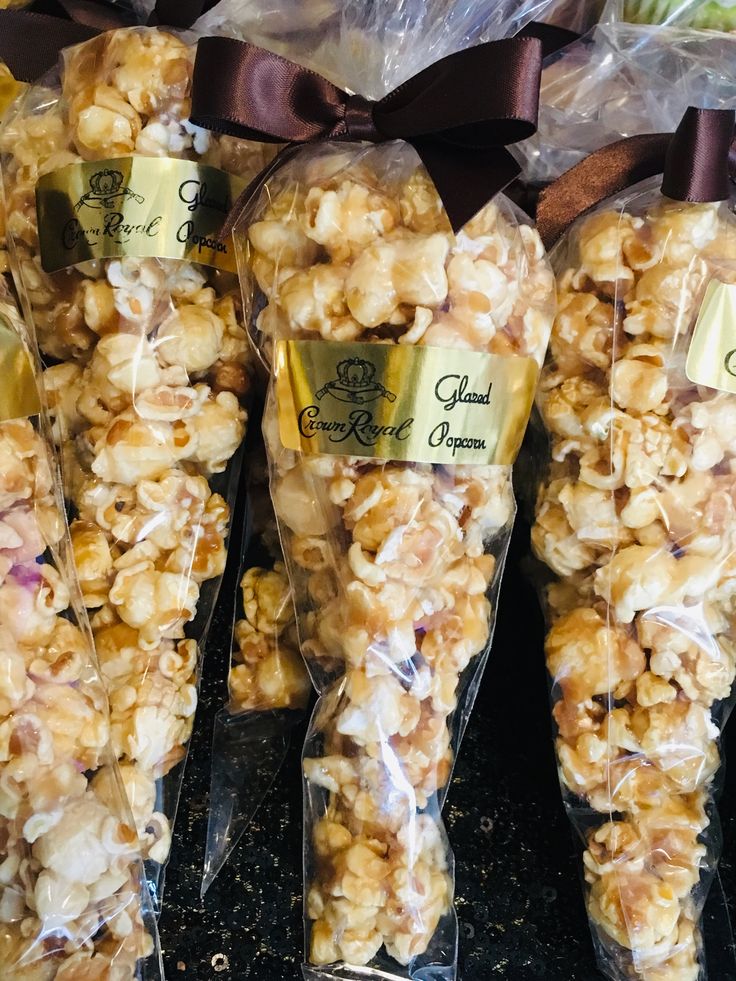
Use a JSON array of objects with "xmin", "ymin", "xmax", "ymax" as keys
[
  {"xmin": 190, "ymin": 35, "xmax": 544, "ymax": 232},
  {"xmin": 537, "ymin": 106, "xmax": 736, "ymax": 250}
]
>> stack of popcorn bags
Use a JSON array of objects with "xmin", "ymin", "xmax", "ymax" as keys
[{"xmin": 1, "ymin": 2, "xmax": 736, "ymax": 981}]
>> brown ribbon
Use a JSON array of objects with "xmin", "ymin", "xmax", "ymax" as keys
[
  {"xmin": 190, "ymin": 35, "xmax": 544, "ymax": 232},
  {"xmin": 147, "ymin": 0, "xmax": 220, "ymax": 27},
  {"xmin": 0, "ymin": 1, "xmax": 134, "ymax": 82},
  {"xmin": 0, "ymin": 10, "xmax": 98, "ymax": 80},
  {"xmin": 537, "ymin": 106, "xmax": 736, "ymax": 250}
]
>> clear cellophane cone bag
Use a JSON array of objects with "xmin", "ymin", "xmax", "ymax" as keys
[
  {"xmin": 236, "ymin": 134, "xmax": 555, "ymax": 979},
  {"xmin": 532, "ymin": 177, "xmax": 736, "ymax": 981},
  {"xmin": 0, "ymin": 25, "xmax": 274, "ymax": 904}
]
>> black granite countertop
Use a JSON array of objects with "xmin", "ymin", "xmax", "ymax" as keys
[{"xmin": 158, "ymin": 516, "xmax": 736, "ymax": 981}]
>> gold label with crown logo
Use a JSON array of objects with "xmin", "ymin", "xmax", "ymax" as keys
[
  {"xmin": 275, "ymin": 340, "xmax": 537, "ymax": 466},
  {"xmin": 36, "ymin": 157, "xmax": 246, "ymax": 273}
]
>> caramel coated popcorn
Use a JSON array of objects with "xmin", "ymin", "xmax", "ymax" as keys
[
  {"xmin": 0, "ymin": 27, "xmax": 272, "ymax": 878},
  {"xmin": 533, "ymin": 195, "xmax": 736, "ymax": 981},
  {"xmin": 246, "ymin": 142, "xmax": 555, "ymax": 970},
  {"xmin": 230, "ymin": 562, "xmax": 310, "ymax": 712},
  {"xmin": 0, "ymin": 407, "xmax": 152, "ymax": 978}
]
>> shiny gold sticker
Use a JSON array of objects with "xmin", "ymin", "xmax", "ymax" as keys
[
  {"xmin": 0, "ymin": 315, "xmax": 41, "ymax": 422},
  {"xmin": 276, "ymin": 340, "xmax": 538, "ymax": 465},
  {"xmin": 36, "ymin": 157, "xmax": 246, "ymax": 273},
  {"xmin": 686, "ymin": 280, "xmax": 736, "ymax": 394},
  {"xmin": 0, "ymin": 65, "xmax": 23, "ymax": 118}
]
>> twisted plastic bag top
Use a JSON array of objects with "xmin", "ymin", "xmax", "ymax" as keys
[
  {"xmin": 187, "ymin": 0, "xmax": 557, "ymax": 98},
  {"xmin": 520, "ymin": 19, "xmax": 736, "ymax": 184}
]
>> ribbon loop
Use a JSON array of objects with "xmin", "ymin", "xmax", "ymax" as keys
[
  {"xmin": 537, "ymin": 106, "xmax": 736, "ymax": 251},
  {"xmin": 662, "ymin": 106, "xmax": 734, "ymax": 203},
  {"xmin": 343, "ymin": 94, "xmax": 379, "ymax": 143},
  {"xmin": 191, "ymin": 35, "xmax": 544, "ymax": 231}
]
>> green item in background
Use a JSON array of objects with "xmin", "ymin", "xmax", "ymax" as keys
[{"xmin": 624, "ymin": 0, "xmax": 736, "ymax": 29}]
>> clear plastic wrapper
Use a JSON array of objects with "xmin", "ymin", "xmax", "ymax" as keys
[
  {"xmin": 519, "ymin": 21, "xmax": 736, "ymax": 185},
  {"xmin": 238, "ymin": 132, "xmax": 554, "ymax": 981},
  {"xmin": 0, "ymin": 279, "xmax": 161, "ymax": 979},
  {"xmin": 203, "ymin": 434, "xmax": 312, "ymax": 893},
  {"xmin": 0, "ymin": 25, "xmax": 273, "ymax": 905},
  {"xmin": 541, "ymin": 0, "xmax": 606, "ymax": 32},
  {"xmin": 188, "ymin": 0, "xmax": 556, "ymax": 88},
  {"xmin": 532, "ymin": 174, "xmax": 736, "ymax": 979}
]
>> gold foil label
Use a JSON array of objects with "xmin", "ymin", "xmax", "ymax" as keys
[
  {"xmin": 686, "ymin": 280, "xmax": 736, "ymax": 394},
  {"xmin": 0, "ymin": 65, "xmax": 23, "ymax": 117},
  {"xmin": 276, "ymin": 340, "xmax": 538, "ymax": 465},
  {"xmin": 36, "ymin": 157, "xmax": 246, "ymax": 273},
  {"xmin": 0, "ymin": 315, "xmax": 41, "ymax": 421}
]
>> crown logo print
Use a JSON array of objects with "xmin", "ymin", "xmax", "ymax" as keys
[
  {"xmin": 316, "ymin": 357, "xmax": 397, "ymax": 404},
  {"xmin": 75, "ymin": 168, "xmax": 145, "ymax": 211}
]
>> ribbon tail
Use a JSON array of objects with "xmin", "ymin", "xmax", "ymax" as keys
[
  {"xmin": 662, "ymin": 107, "xmax": 734, "ymax": 204},
  {"xmin": 0, "ymin": 9, "xmax": 99, "ymax": 81},
  {"xmin": 410, "ymin": 139, "xmax": 521, "ymax": 232},
  {"xmin": 536, "ymin": 133, "xmax": 672, "ymax": 251}
]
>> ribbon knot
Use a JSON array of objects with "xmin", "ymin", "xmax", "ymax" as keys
[
  {"xmin": 343, "ymin": 94, "xmax": 379, "ymax": 143},
  {"xmin": 191, "ymin": 35, "xmax": 544, "ymax": 231}
]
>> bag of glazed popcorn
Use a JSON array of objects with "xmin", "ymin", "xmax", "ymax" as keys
[
  {"xmin": 189, "ymin": 1, "xmax": 556, "ymax": 976},
  {"xmin": 0, "ymin": 278, "xmax": 162, "ymax": 979},
  {"xmin": 531, "ymin": 106, "xmax": 736, "ymax": 981},
  {"xmin": 203, "ymin": 427, "xmax": 312, "ymax": 893},
  {"xmin": 0, "ymin": 25, "xmax": 274, "ymax": 906}
]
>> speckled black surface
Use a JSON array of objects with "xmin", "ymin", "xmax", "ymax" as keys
[{"xmin": 158, "ymin": 517, "xmax": 736, "ymax": 981}]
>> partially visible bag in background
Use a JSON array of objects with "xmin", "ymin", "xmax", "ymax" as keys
[
  {"xmin": 0, "ymin": 276, "xmax": 162, "ymax": 979},
  {"xmin": 0, "ymin": 23, "xmax": 272, "ymax": 906},
  {"xmin": 519, "ymin": 19, "xmax": 736, "ymax": 185},
  {"xmin": 203, "ymin": 426, "xmax": 312, "ymax": 894},
  {"xmin": 531, "ymin": 106, "xmax": 736, "ymax": 981}
]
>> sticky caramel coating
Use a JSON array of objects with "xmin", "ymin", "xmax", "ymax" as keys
[
  {"xmin": 0, "ymin": 28, "xmax": 273, "ymax": 874},
  {"xmin": 533, "ymin": 197, "xmax": 736, "ymax": 981},
  {"xmin": 0, "ymin": 409, "xmax": 152, "ymax": 979},
  {"xmin": 230, "ymin": 562, "xmax": 311, "ymax": 713},
  {"xmin": 247, "ymin": 143, "xmax": 555, "ymax": 969}
]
